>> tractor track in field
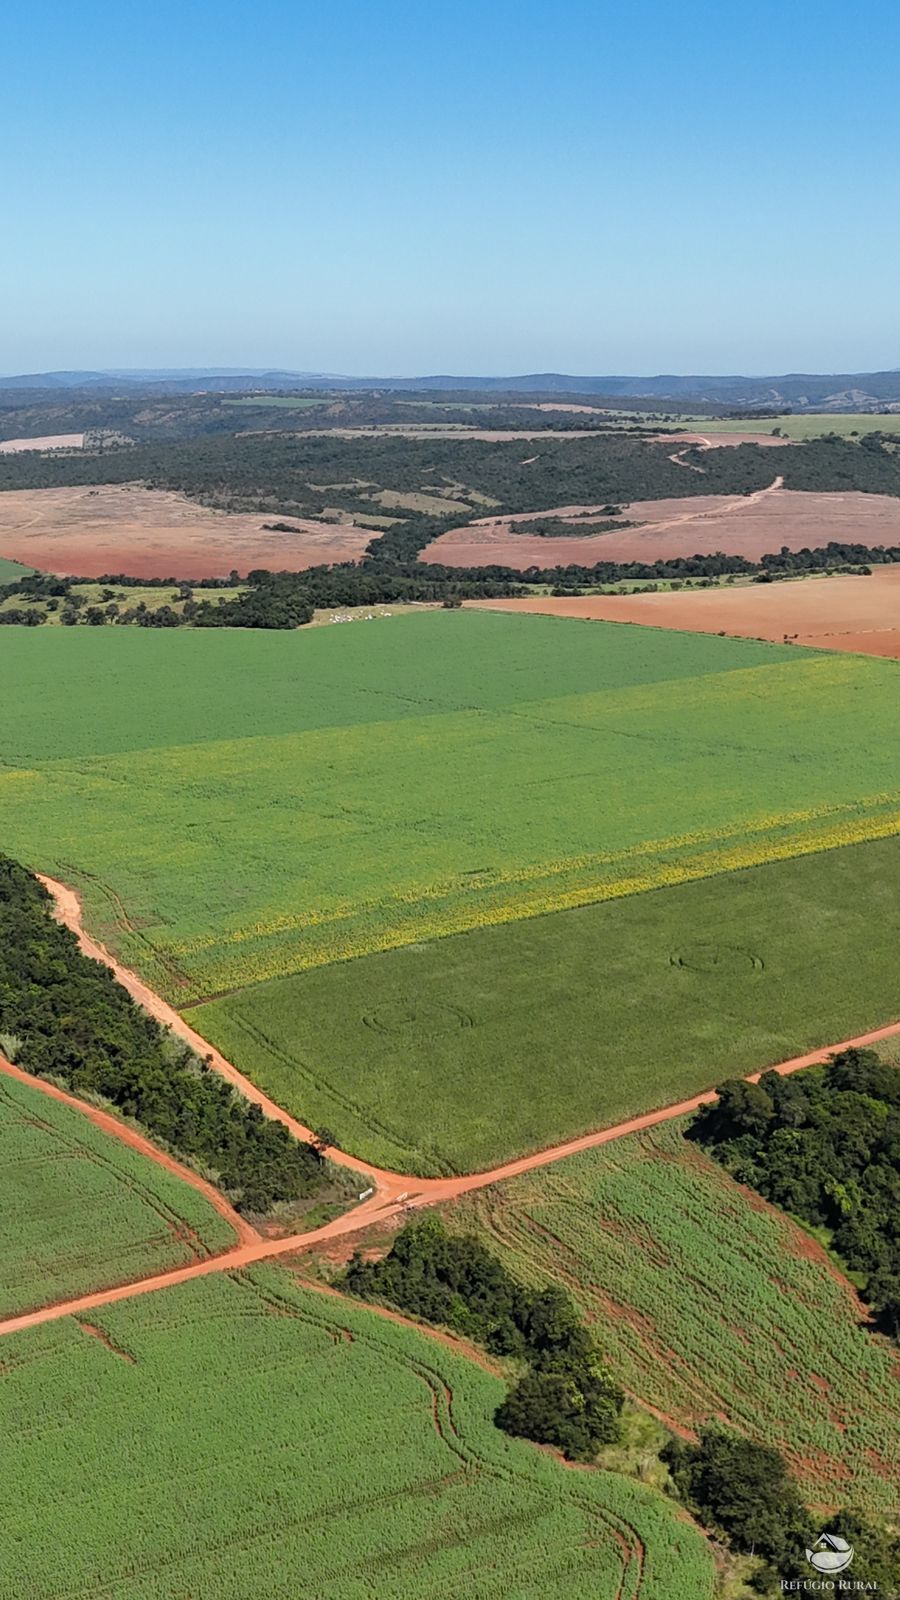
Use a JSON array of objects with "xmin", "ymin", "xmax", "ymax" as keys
[{"xmin": 2, "ymin": 870, "xmax": 900, "ymax": 1340}]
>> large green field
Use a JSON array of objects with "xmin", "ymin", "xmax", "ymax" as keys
[
  {"xmin": 1, "ymin": 612, "xmax": 899, "ymax": 1170},
  {"xmin": 0, "ymin": 1071, "xmax": 236, "ymax": 1317},
  {"xmin": 195, "ymin": 834, "xmax": 900, "ymax": 1172},
  {"xmin": 0, "ymin": 1266, "xmax": 714, "ymax": 1599},
  {"xmin": 671, "ymin": 412, "xmax": 900, "ymax": 440},
  {"xmin": 448, "ymin": 1121, "xmax": 900, "ymax": 1519},
  {"xmin": 1, "ymin": 616, "xmax": 899, "ymax": 1006}
]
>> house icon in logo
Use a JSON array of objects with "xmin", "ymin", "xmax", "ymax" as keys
[{"xmin": 805, "ymin": 1532, "xmax": 854, "ymax": 1574}]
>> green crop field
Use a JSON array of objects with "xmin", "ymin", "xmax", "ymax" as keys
[
  {"xmin": 448, "ymin": 1121, "xmax": 900, "ymax": 1519},
  {"xmin": 1, "ymin": 612, "xmax": 899, "ymax": 1169},
  {"xmin": 222, "ymin": 394, "xmax": 328, "ymax": 408},
  {"xmin": 195, "ymin": 833, "xmax": 900, "ymax": 1172},
  {"xmin": 0, "ymin": 1072, "xmax": 236, "ymax": 1317},
  {"xmin": 0, "ymin": 554, "xmax": 36, "ymax": 582},
  {"xmin": 670, "ymin": 413, "xmax": 900, "ymax": 440},
  {"xmin": 1, "ymin": 615, "xmax": 899, "ymax": 1008},
  {"xmin": 0, "ymin": 1266, "xmax": 714, "ymax": 1599}
]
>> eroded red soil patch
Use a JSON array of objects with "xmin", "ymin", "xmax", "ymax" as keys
[
  {"xmin": 0, "ymin": 484, "xmax": 370, "ymax": 577},
  {"xmin": 429, "ymin": 486, "xmax": 900, "ymax": 569},
  {"xmin": 466, "ymin": 565, "xmax": 900, "ymax": 659},
  {"xmin": 653, "ymin": 431, "xmax": 792, "ymax": 449},
  {"xmin": 0, "ymin": 433, "xmax": 85, "ymax": 454}
]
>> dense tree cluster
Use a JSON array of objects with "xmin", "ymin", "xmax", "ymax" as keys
[
  {"xmin": 0, "ymin": 563, "xmax": 525, "ymax": 628},
  {"xmin": 0, "ymin": 857, "xmax": 325, "ymax": 1213},
  {"xmin": 344, "ymin": 1215, "xmax": 624, "ymax": 1459},
  {"xmin": 691, "ymin": 1049, "xmax": 900, "ymax": 1338},
  {"xmin": 664, "ymin": 1429, "xmax": 898, "ymax": 1594},
  {"xmin": 507, "ymin": 515, "xmax": 636, "ymax": 537},
  {"xmin": 759, "ymin": 538, "xmax": 900, "ymax": 570}
]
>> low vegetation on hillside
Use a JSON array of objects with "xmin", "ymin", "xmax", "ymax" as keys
[{"xmin": 3, "ymin": 427, "xmax": 898, "ymax": 576}]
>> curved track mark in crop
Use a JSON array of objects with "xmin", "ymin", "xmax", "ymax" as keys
[{"xmin": 0, "ymin": 1053, "xmax": 256, "ymax": 1246}]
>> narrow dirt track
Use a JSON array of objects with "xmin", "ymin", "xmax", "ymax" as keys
[
  {"xmin": 3, "ymin": 871, "xmax": 898, "ymax": 1342},
  {"xmin": 629, "ymin": 472, "xmax": 785, "ymax": 534}
]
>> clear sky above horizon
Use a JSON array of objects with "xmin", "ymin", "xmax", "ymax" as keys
[{"xmin": 3, "ymin": 0, "xmax": 899, "ymax": 377}]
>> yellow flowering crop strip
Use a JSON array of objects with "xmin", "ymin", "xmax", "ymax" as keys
[{"xmin": 168, "ymin": 793, "xmax": 900, "ymax": 999}]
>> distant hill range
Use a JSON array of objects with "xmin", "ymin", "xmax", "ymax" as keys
[{"xmin": 3, "ymin": 367, "xmax": 900, "ymax": 411}]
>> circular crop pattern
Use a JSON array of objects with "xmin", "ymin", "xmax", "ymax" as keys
[
  {"xmin": 363, "ymin": 1000, "xmax": 474, "ymax": 1036},
  {"xmin": 670, "ymin": 943, "xmax": 765, "ymax": 974}
]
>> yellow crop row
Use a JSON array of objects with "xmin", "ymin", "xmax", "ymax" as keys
[
  {"xmin": 177, "ymin": 804, "xmax": 900, "ymax": 996},
  {"xmin": 171, "ymin": 790, "xmax": 900, "ymax": 962}
]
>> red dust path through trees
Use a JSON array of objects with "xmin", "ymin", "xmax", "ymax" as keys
[{"xmin": 2, "ymin": 873, "xmax": 899, "ymax": 1339}]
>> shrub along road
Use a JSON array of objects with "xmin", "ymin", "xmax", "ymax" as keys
[{"xmin": 2, "ymin": 870, "xmax": 899, "ymax": 1341}]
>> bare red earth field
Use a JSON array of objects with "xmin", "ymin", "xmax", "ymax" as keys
[
  {"xmin": 0, "ymin": 433, "xmax": 86, "ymax": 454},
  {"xmin": 654, "ymin": 430, "xmax": 791, "ymax": 448},
  {"xmin": 467, "ymin": 565, "xmax": 900, "ymax": 657},
  {"xmin": 424, "ymin": 486, "xmax": 900, "ymax": 569},
  {"xmin": 0, "ymin": 484, "xmax": 371, "ymax": 577}
]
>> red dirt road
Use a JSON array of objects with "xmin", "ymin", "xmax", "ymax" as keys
[
  {"xmin": 423, "ymin": 483, "xmax": 900, "ymax": 569},
  {"xmin": 39, "ymin": 874, "xmax": 409, "ymax": 1194},
  {"xmin": 3, "ymin": 873, "xmax": 899, "ymax": 1341},
  {"xmin": 466, "ymin": 565, "xmax": 900, "ymax": 659}
]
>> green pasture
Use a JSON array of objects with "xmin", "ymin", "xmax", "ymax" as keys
[
  {"xmin": 670, "ymin": 413, "xmax": 900, "ymax": 440},
  {"xmin": 196, "ymin": 834, "xmax": 900, "ymax": 1173},
  {"xmin": 1, "ymin": 615, "xmax": 899, "ymax": 1010},
  {"xmin": 0, "ymin": 583, "xmax": 245, "ymax": 623},
  {"xmin": 0, "ymin": 1267, "xmax": 714, "ymax": 1599},
  {"xmin": 222, "ymin": 395, "xmax": 328, "ymax": 409},
  {"xmin": 0, "ymin": 1071, "xmax": 235, "ymax": 1317},
  {"xmin": 0, "ymin": 555, "xmax": 36, "ymax": 583},
  {"xmin": 450, "ymin": 1121, "xmax": 900, "ymax": 1518}
]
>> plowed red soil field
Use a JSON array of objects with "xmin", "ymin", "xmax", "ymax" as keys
[
  {"xmin": 424, "ymin": 486, "xmax": 900, "ymax": 568},
  {"xmin": 467, "ymin": 565, "xmax": 900, "ymax": 658},
  {"xmin": 653, "ymin": 431, "xmax": 791, "ymax": 448},
  {"xmin": 0, "ymin": 484, "xmax": 371, "ymax": 577},
  {"xmin": 0, "ymin": 433, "xmax": 85, "ymax": 454}
]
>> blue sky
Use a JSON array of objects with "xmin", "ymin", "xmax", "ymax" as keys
[{"xmin": 3, "ymin": 0, "xmax": 899, "ymax": 375}]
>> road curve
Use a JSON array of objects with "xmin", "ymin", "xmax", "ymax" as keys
[{"xmin": 3, "ymin": 871, "xmax": 897, "ymax": 1342}]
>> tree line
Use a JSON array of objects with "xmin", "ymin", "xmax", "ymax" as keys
[
  {"xmin": 691, "ymin": 1048, "xmax": 900, "ymax": 1339},
  {"xmin": 344, "ymin": 1214, "xmax": 624, "ymax": 1460},
  {"xmin": 3, "ymin": 537, "xmax": 893, "ymax": 628},
  {"xmin": 0, "ymin": 857, "xmax": 327, "ymax": 1214}
]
